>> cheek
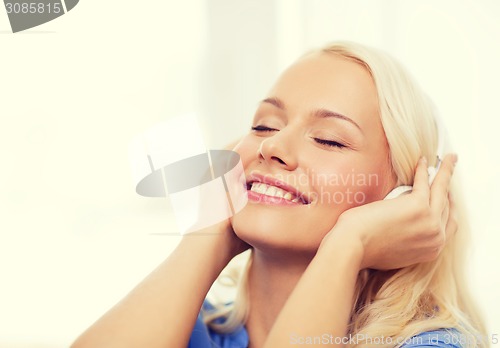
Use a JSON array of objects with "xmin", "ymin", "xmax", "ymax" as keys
[
  {"xmin": 311, "ymin": 163, "xmax": 387, "ymax": 208},
  {"xmin": 234, "ymin": 136, "xmax": 259, "ymax": 168}
]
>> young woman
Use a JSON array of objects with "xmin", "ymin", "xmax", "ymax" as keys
[{"xmin": 71, "ymin": 41, "xmax": 487, "ymax": 348}]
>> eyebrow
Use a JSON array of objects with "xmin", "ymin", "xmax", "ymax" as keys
[{"xmin": 262, "ymin": 97, "xmax": 362, "ymax": 132}]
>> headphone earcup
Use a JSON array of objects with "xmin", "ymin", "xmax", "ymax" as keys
[
  {"xmin": 427, "ymin": 166, "xmax": 438, "ymax": 185},
  {"xmin": 383, "ymin": 185, "xmax": 413, "ymax": 200}
]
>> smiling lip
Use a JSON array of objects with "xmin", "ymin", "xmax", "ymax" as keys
[{"xmin": 246, "ymin": 173, "xmax": 310, "ymax": 205}]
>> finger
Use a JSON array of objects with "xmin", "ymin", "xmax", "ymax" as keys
[
  {"xmin": 445, "ymin": 192, "xmax": 458, "ymax": 242},
  {"xmin": 430, "ymin": 154, "xmax": 457, "ymax": 211},
  {"xmin": 411, "ymin": 156, "xmax": 431, "ymax": 199},
  {"xmin": 441, "ymin": 195, "xmax": 450, "ymax": 230}
]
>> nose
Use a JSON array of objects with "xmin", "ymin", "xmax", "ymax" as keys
[{"xmin": 257, "ymin": 130, "xmax": 298, "ymax": 170}]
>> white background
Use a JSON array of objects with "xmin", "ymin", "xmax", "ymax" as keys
[{"xmin": 0, "ymin": 1, "xmax": 499, "ymax": 347}]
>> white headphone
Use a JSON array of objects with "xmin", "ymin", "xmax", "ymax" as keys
[{"xmin": 383, "ymin": 113, "xmax": 447, "ymax": 200}]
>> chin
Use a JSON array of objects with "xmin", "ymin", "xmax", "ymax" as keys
[{"xmin": 231, "ymin": 205, "xmax": 330, "ymax": 254}]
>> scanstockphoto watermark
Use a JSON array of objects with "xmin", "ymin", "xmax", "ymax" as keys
[
  {"xmin": 260, "ymin": 168, "xmax": 381, "ymax": 188},
  {"xmin": 290, "ymin": 332, "xmax": 500, "ymax": 346},
  {"xmin": 248, "ymin": 169, "xmax": 381, "ymax": 205},
  {"xmin": 290, "ymin": 333, "xmax": 418, "ymax": 346},
  {"xmin": 3, "ymin": 0, "xmax": 79, "ymax": 33}
]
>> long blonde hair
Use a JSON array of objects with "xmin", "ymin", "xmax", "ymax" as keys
[{"xmin": 203, "ymin": 41, "xmax": 488, "ymax": 347}]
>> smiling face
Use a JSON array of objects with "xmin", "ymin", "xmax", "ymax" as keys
[{"xmin": 231, "ymin": 52, "xmax": 397, "ymax": 255}]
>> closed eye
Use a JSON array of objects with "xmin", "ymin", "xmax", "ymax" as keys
[
  {"xmin": 313, "ymin": 138, "xmax": 346, "ymax": 148},
  {"xmin": 251, "ymin": 125, "xmax": 277, "ymax": 132}
]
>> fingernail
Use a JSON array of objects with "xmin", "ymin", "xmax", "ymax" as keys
[{"xmin": 451, "ymin": 153, "xmax": 458, "ymax": 165}]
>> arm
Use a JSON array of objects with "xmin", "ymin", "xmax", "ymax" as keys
[
  {"xmin": 263, "ymin": 155, "xmax": 458, "ymax": 347},
  {"xmin": 72, "ymin": 141, "xmax": 246, "ymax": 348},
  {"xmin": 71, "ymin": 223, "xmax": 245, "ymax": 348},
  {"xmin": 263, "ymin": 234, "xmax": 363, "ymax": 347}
]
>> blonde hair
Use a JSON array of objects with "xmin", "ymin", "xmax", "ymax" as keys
[{"xmin": 203, "ymin": 41, "xmax": 488, "ymax": 347}]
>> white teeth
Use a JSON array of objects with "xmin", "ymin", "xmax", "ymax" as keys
[
  {"xmin": 250, "ymin": 183, "xmax": 265, "ymax": 194},
  {"xmin": 265, "ymin": 185, "xmax": 277, "ymax": 197},
  {"xmin": 254, "ymin": 183, "xmax": 267, "ymax": 194},
  {"xmin": 250, "ymin": 182, "xmax": 300, "ymax": 202}
]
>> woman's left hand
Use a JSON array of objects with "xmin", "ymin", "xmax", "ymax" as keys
[{"xmin": 321, "ymin": 154, "xmax": 458, "ymax": 270}]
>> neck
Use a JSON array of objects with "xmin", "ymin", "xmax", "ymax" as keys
[{"xmin": 245, "ymin": 248, "xmax": 314, "ymax": 348}]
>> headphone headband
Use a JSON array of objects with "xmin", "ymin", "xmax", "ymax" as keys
[{"xmin": 384, "ymin": 109, "xmax": 450, "ymax": 200}]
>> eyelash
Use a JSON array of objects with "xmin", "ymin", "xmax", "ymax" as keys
[
  {"xmin": 313, "ymin": 138, "xmax": 346, "ymax": 149},
  {"xmin": 251, "ymin": 125, "xmax": 346, "ymax": 149},
  {"xmin": 251, "ymin": 125, "xmax": 275, "ymax": 132}
]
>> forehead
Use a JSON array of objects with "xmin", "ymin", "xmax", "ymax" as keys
[{"xmin": 266, "ymin": 52, "xmax": 380, "ymax": 130}]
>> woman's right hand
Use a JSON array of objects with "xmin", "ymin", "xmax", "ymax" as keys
[
  {"xmin": 180, "ymin": 138, "xmax": 250, "ymax": 265},
  {"xmin": 184, "ymin": 217, "xmax": 250, "ymax": 265},
  {"xmin": 71, "ymin": 214, "xmax": 249, "ymax": 348}
]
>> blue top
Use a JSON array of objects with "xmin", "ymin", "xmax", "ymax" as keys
[{"xmin": 188, "ymin": 301, "xmax": 463, "ymax": 348}]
